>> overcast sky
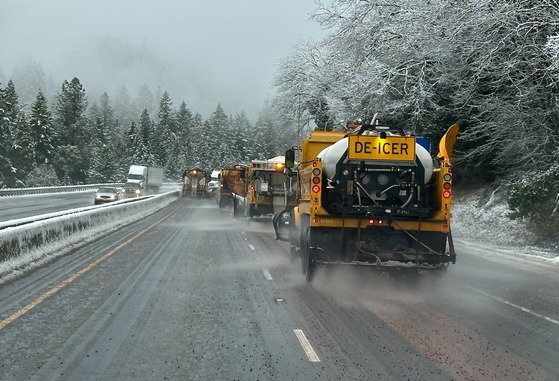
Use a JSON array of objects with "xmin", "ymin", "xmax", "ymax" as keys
[{"xmin": 0, "ymin": 0, "xmax": 330, "ymax": 121}]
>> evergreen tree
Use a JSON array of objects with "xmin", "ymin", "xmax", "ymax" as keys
[
  {"xmin": 230, "ymin": 112, "xmax": 253, "ymax": 162},
  {"xmin": 167, "ymin": 101, "xmax": 193, "ymax": 178},
  {"xmin": 9, "ymin": 110, "xmax": 34, "ymax": 186},
  {"xmin": 254, "ymin": 107, "xmax": 281, "ymax": 160},
  {"xmin": 154, "ymin": 91, "xmax": 174, "ymax": 167},
  {"xmin": 99, "ymin": 93, "xmax": 118, "ymax": 143},
  {"xmin": 86, "ymin": 93, "xmax": 122, "ymax": 182},
  {"xmin": 0, "ymin": 81, "xmax": 34, "ymax": 187},
  {"xmin": 207, "ymin": 104, "xmax": 230, "ymax": 168},
  {"xmin": 0, "ymin": 82, "xmax": 13, "ymax": 187},
  {"xmin": 53, "ymin": 77, "xmax": 91, "ymax": 183},
  {"xmin": 137, "ymin": 109, "xmax": 156, "ymax": 165},
  {"xmin": 188, "ymin": 112, "xmax": 206, "ymax": 168},
  {"xmin": 127, "ymin": 120, "xmax": 141, "ymax": 161},
  {"xmin": 3, "ymin": 81, "xmax": 19, "ymax": 124},
  {"xmin": 55, "ymin": 78, "xmax": 88, "ymax": 146},
  {"xmin": 29, "ymin": 89, "xmax": 56, "ymax": 166}
]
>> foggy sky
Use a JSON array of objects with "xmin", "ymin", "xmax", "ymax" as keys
[{"xmin": 0, "ymin": 0, "xmax": 329, "ymax": 121}]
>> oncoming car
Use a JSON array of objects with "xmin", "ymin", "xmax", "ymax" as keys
[
  {"xmin": 120, "ymin": 182, "xmax": 143, "ymax": 198},
  {"xmin": 94, "ymin": 186, "xmax": 121, "ymax": 204}
]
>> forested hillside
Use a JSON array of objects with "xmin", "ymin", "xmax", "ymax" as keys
[{"xmin": 0, "ymin": 78, "xmax": 297, "ymax": 188}]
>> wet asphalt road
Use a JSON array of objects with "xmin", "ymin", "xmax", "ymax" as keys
[{"xmin": 0, "ymin": 198, "xmax": 558, "ymax": 380}]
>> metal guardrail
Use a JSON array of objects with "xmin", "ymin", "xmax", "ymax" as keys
[
  {"xmin": 0, "ymin": 191, "xmax": 182, "ymax": 270},
  {"xmin": 0, "ymin": 183, "xmax": 181, "ymax": 197},
  {"xmin": 0, "ymin": 184, "xmax": 111, "ymax": 197}
]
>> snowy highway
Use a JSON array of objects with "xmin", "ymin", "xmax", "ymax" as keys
[{"xmin": 0, "ymin": 198, "xmax": 558, "ymax": 380}]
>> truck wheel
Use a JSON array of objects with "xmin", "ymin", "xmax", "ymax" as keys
[
  {"xmin": 288, "ymin": 212, "xmax": 298, "ymax": 262},
  {"xmin": 301, "ymin": 228, "xmax": 315, "ymax": 283}
]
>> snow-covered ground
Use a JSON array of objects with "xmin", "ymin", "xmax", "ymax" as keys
[{"xmin": 452, "ymin": 186, "xmax": 559, "ymax": 263}]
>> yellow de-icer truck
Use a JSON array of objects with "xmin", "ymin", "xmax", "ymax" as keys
[{"xmin": 276, "ymin": 117, "xmax": 459, "ymax": 281}]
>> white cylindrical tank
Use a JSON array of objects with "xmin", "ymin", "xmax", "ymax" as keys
[{"xmin": 317, "ymin": 137, "xmax": 434, "ymax": 184}]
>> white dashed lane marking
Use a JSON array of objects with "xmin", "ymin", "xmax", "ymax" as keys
[
  {"xmin": 469, "ymin": 287, "xmax": 559, "ymax": 326},
  {"xmin": 262, "ymin": 269, "xmax": 273, "ymax": 280},
  {"xmin": 294, "ymin": 329, "xmax": 321, "ymax": 362}
]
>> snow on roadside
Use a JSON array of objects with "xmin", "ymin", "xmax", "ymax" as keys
[{"xmin": 452, "ymin": 186, "xmax": 559, "ymax": 261}]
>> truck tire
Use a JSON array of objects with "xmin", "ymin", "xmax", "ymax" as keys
[
  {"xmin": 301, "ymin": 227, "xmax": 315, "ymax": 283},
  {"xmin": 287, "ymin": 211, "xmax": 298, "ymax": 261}
]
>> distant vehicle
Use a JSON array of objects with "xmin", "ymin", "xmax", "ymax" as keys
[
  {"xmin": 207, "ymin": 179, "xmax": 220, "ymax": 191},
  {"xmin": 94, "ymin": 186, "xmax": 121, "ymax": 204},
  {"xmin": 218, "ymin": 164, "xmax": 247, "ymax": 211},
  {"xmin": 244, "ymin": 156, "xmax": 297, "ymax": 218},
  {"xmin": 207, "ymin": 170, "xmax": 221, "ymax": 198},
  {"xmin": 182, "ymin": 167, "xmax": 210, "ymax": 198},
  {"xmin": 121, "ymin": 165, "xmax": 164, "ymax": 198},
  {"xmin": 120, "ymin": 182, "xmax": 143, "ymax": 198}
]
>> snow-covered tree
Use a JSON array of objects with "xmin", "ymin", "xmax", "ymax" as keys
[
  {"xmin": 206, "ymin": 104, "xmax": 231, "ymax": 169},
  {"xmin": 155, "ymin": 91, "xmax": 175, "ymax": 168},
  {"xmin": 230, "ymin": 112, "xmax": 253, "ymax": 162},
  {"xmin": 29, "ymin": 89, "xmax": 56, "ymax": 166},
  {"xmin": 0, "ymin": 82, "xmax": 8, "ymax": 187},
  {"xmin": 86, "ymin": 93, "xmax": 123, "ymax": 182},
  {"xmin": 137, "ymin": 109, "xmax": 156, "ymax": 165},
  {"xmin": 276, "ymin": 0, "xmax": 559, "ymax": 180},
  {"xmin": 0, "ymin": 81, "xmax": 34, "ymax": 187},
  {"xmin": 166, "ymin": 101, "xmax": 193, "ymax": 178},
  {"xmin": 53, "ymin": 77, "xmax": 92, "ymax": 183}
]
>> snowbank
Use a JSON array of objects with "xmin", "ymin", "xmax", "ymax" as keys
[{"xmin": 452, "ymin": 186, "xmax": 559, "ymax": 261}]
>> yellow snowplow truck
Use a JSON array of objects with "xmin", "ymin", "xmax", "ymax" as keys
[
  {"xmin": 277, "ymin": 118, "xmax": 459, "ymax": 281},
  {"xmin": 218, "ymin": 164, "xmax": 248, "ymax": 212},
  {"xmin": 245, "ymin": 156, "xmax": 297, "ymax": 217},
  {"xmin": 182, "ymin": 167, "xmax": 210, "ymax": 198}
]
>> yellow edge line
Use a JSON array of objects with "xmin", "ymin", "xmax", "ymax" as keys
[{"xmin": 0, "ymin": 209, "xmax": 175, "ymax": 330}]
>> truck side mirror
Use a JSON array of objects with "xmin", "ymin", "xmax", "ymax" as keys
[{"xmin": 285, "ymin": 149, "xmax": 295, "ymax": 169}]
